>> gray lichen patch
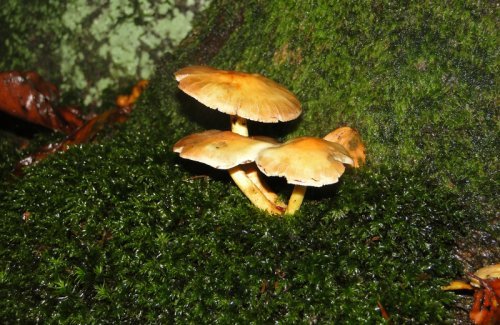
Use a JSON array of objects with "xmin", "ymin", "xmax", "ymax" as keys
[{"xmin": 58, "ymin": 0, "xmax": 211, "ymax": 105}]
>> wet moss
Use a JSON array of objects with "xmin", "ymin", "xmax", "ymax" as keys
[{"xmin": 0, "ymin": 0, "xmax": 498, "ymax": 323}]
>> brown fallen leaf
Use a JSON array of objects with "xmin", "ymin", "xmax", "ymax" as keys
[
  {"xmin": 377, "ymin": 301, "xmax": 391, "ymax": 322},
  {"xmin": 0, "ymin": 71, "xmax": 85, "ymax": 133},
  {"xmin": 469, "ymin": 275, "xmax": 500, "ymax": 325},
  {"xmin": 116, "ymin": 79, "xmax": 149, "ymax": 108},
  {"xmin": 14, "ymin": 79, "xmax": 149, "ymax": 173},
  {"xmin": 15, "ymin": 106, "xmax": 127, "ymax": 172}
]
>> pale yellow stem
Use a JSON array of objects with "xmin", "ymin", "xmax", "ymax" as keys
[
  {"xmin": 285, "ymin": 185, "xmax": 307, "ymax": 215},
  {"xmin": 244, "ymin": 164, "xmax": 287, "ymax": 209},
  {"xmin": 229, "ymin": 114, "xmax": 284, "ymax": 213},
  {"xmin": 229, "ymin": 166, "xmax": 283, "ymax": 215},
  {"xmin": 230, "ymin": 115, "xmax": 249, "ymax": 136}
]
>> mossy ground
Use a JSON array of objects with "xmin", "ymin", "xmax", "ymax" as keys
[{"xmin": 0, "ymin": 1, "xmax": 498, "ymax": 323}]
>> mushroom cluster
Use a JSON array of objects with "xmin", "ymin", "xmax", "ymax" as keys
[{"xmin": 172, "ymin": 66, "xmax": 365, "ymax": 215}]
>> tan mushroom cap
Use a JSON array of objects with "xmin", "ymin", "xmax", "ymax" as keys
[
  {"xmin": 324, "ymin": 127, "xmax": 366, "ymax": 168},
  {"xmin": 470, "ymin": 263, "xmax": 500, "ymax": 287},
  {"xmin": 173, "ymin": 130, "xmax": 277, "ymax": 169},
  {"xmin": 256, "ymin": 137, "xmax": 354, "ymax": 187},
  {"xmin": 174, "ymin": 66, "xmax": 302, "ymax": 123},
  {"xmin": 174, "ymin": 66, "xmax": 219, "ymax": 81}
]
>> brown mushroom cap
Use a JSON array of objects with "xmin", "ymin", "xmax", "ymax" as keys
[
  {"xmin": 174, "ymin": 66, "xmax": 302, "ymax": 123},
  {"xmin": 323, "ymin": 127, "xmax": 366, "ymax": 168},
  {"xmin": 256, "ymin": 137, "xmax": 354, "ymax": 187},
  {"xmin": 173, "ymin": 130, "xmax": 277, "ymax": 169}
]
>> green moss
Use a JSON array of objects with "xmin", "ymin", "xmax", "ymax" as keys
[{"xmin": 0, "ymin": 0, "xmax": 498, "ymax": 323}]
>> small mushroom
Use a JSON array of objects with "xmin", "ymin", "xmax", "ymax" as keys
[
  {"xmin": 174, "ymin": 65, "xmax": 301, "ymax": 210},
  {"xmin": 323, "ymin": 126, "xmax": 366, "ymax": 168},
  {"xmin": 256, "ymin": 137, "xmax": 354, "ymax": 215},
  {"xmin": 173, "ymin": 130, "xmax": 283, "ymax": 214}
]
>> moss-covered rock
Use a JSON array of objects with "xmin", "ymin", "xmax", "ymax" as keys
[{"xmin": 0, "ymin": 0, "xmax": 498, "ymax": 323}]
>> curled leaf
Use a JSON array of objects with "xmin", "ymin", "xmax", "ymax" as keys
[{"xmin": 0, "ymin": 71, "xmax": 84, "ymax": 133}]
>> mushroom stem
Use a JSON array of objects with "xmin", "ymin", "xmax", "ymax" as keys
[
  {"xmin": 285, "ymin": 185, "xmax": 307, "ymax": 215},
  {"xmin": 230, "ymin": 114, "xmax": 284, "ymax": 211},
  {"xmin": 230, "ymin": 115, "xmax": 249, "ymax": 136},
  {"xmin": 244, "ymin": 164, "xmax": 287, "ymax": 209},
  {"xmin": 228, "ymin": 167, "xmax": 283, "ymax": 215}
]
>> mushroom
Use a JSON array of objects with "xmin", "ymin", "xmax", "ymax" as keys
[
  {"xmin": 236, "ymin": 135, "xmax": 287, "ymax": 209},
  {"xmin": 323, "ymin": 126, "xmax": 366, "ymax": 168},
  {"xmin": 256, "ymin": 137, "xmax": 354, "ymax": 215},
  {"xmin": 173, "ymin": 130, "xmax": 283, "ymax": 214},
  {"xmin": 174, "ymin": 66, "xmax": 301, "ymax": 210},
  {"xmin": 174, "ymin": 66, "xmax": 302, "ymax": 136}
]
